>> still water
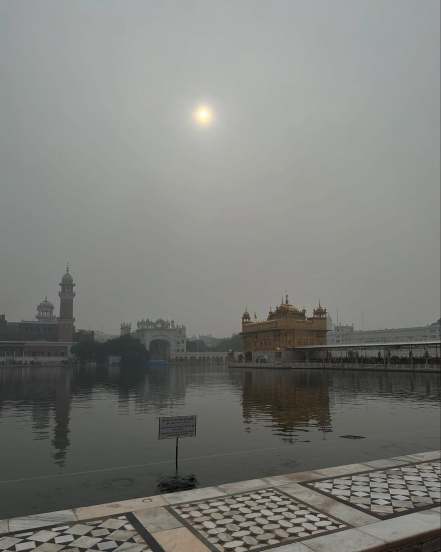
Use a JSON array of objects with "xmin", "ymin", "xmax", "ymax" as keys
[{"xmin": 0, "ymin": 364, "xmax": 440, "ymax": 518}]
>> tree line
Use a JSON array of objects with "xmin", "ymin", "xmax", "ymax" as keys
[
  {"xmin": 186, "ymin": 333, "xmax": 243, "ymax": 353},
  {"xmin": 71, "ymin": 335, "xmax": 149, "ymax": 366}
]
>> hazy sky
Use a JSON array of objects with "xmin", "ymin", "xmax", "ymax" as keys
[{"xmin": 1, "ymin": 0, "xmax": 439, "ymax": 337}]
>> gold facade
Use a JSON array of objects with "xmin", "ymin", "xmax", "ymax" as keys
[{"xmin": 241, "ymin": 295, "xmax": 327, "ymax": 353}]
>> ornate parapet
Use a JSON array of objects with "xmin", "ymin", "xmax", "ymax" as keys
[{"xmin": 135, "ymin": 318, "xmax": 186, "ymax": 331}]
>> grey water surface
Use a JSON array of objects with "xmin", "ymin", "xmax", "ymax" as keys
[{"xmin": 0, "ymin": 364, "xmax": 440, "ymax": 518}]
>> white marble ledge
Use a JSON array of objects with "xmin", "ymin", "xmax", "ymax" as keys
[
  {"xmin": 74, "ymin": 494, "xmax": 166, "ymax": 520},
  {"xmin": 1, "ymin": 449, "xmax": 439, "ymax": 539},
  {"xmin": 358, "ymin": 507, "xmax": 441, "ymax": 544},
  {"xmin": 8, "ymin": 510, "xmax": 77, "ymax": 532},
  {"xmin": 405, "ymin": 450, "xmax": 441, "ymax": 462},
  {"xmin": 263, "ymin": 470, "xmax": 324, "ymax": 486},
  {"xmin": 218, "ymin": 477, "xmax": 269, "ymax": 494},
  {"xmin": 314, "ymin": 463, "xmax": 372, "ymax": 478},
  {"xmin": 301, "ymin": 527, "xmax": 386, "ymax": 552},
  {"xmin": 389, "ymin": 455, "xmax": 425, "ymax": 465},
  {"xmin": 362, "ymin": 458, "xmax": 411, "ymax": 469},
  {"xmin": 162, "ymin": 485, "xmax": 225, "ymax": 505}
]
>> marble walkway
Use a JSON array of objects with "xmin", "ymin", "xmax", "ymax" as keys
[{"xmin": 1, "ymin": 451, "xmax": 440, "ymax": 552}]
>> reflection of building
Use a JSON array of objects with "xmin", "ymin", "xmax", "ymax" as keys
[
  {"xmin": 121, "ymin": 318, "xmax": 186, "ymax": 360},
  {"xmin": 0, "ymin": 267, "xmax": 76, "ymax": 363},
  {"xmin": 239, "ymin": 370, "xmax": 332, "ymax": 439},
  {"xmin": 52, "ymin": 371, "xmax": 72, "ymax": 467},
  {"xmin": 0, "ymin": 366, "xmax": 72, "ymax": 467},
  {"xmin": 328, "ymin": 319, "xmax": 441, "ymax": 344},
  {"xmin": 241, "ymin": 295, "xmax": 328, "ymax": 359}
]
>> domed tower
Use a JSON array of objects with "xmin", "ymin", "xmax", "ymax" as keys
[
  {"xmin": 242, "ymin": 308, "xmax": 251, "ymax": 325},
  {"xmin": 58, "ymin": 264, "xmax": 76, "ymax": 341},
  {"xmin": 36, "ymin": 297, "xmax": 55, "ymax": 321}
]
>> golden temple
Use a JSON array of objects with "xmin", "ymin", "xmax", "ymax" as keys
[{"xmin": 241, "ymin": 294, "xmax": 328, "ymax": 355}]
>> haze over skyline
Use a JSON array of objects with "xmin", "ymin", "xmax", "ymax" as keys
[{"xmin": 1, "ymin": 0, "xmax": 439, "ymax": 337}]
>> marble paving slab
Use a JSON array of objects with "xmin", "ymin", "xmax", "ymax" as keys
[
  {"xmin": 0, "ymin": 514, "xmax": 161, "ymax": 552},
  {"xmin": 303, "ymin": 460, "xmax": 441, "ymax": 519},
  {"xmin": 167, "ymin": 486, "xmax": 348, "ymax": 552}
]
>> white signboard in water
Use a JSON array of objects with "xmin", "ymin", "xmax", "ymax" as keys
[{"xmin": 158, "ymin": 415, "xmax": 197, "ymax": 440}]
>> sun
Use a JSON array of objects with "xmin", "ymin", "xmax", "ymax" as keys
[{"xmin": 193, "ymin": 104, "xmax": 215, "ymax": 127}]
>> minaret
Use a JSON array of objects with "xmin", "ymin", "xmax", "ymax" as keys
[
  {"xmin": 120, "ymin": 322, "xmax": 131, "ymax": 336},
  {"xmin": 58, "ymin": 264, "xmax": 76, "ymax": 342}
]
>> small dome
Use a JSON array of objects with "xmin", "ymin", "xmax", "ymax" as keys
[
  {"xmin": 36, "ymin": 296, "xmax": 55, "ymax": 321},
  {"xmin": 267, "ymin": 295, "xmax": 305, "ymax": 320},
  {"xmin": 278, "ymin": 302, "xmax": 301, "ymax": 314},
  {"xmin": 38, "ymin": 297, "xmax": 54, "ymax": 310}
]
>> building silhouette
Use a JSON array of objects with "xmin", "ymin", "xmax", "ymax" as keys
[{"xmin": 0, "ymin": 266, "xmax": 76, "ymax": 363}]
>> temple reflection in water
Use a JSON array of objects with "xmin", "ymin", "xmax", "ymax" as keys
[
  {"xmin": 0, "ymin": 365, "xmax": 439, "ymax": 471},
  {"xmin": 236, "ymin": 370, "xmax": 333, "ymax": 441}
]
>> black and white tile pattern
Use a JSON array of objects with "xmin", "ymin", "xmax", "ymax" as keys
[
  {"xmin": 168, "ymin": 487, "xmax": 347, "ymax": 552},
  {"xmin": 0, "ymin": 515, "xmax": 153, "ymax": 552},
  {"xmin": 305, "ymin": 460, "xmax": 441, "ymax": 519}
]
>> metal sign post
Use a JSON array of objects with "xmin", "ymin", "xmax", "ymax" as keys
[{"xmin": 158, "ymin": 415, "xmax": 197, "ymax": 473}]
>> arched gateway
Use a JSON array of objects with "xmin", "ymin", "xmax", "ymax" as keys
[
  {"xmin": 149, "ymin": 338, "xmax": 171, "ymax": 361},
  {"xmin": 120, "ymin": 318, "xmax": 186, "ymax": 361}
]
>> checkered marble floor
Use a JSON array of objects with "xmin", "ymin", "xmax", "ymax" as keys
[
  {"xmin": 305, "ymin": 460, "xmax": 441, "ymax": 519},
  {"xmin": 168, "ymin": 487, "xmax": 347, "ymax": 552},
  {"xmin": 0, "ymin": 515, "xmax": 152, "ymax": 552}
]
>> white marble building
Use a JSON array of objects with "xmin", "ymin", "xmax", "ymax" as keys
[
  {"xmin": 328, "ymin": 319, "xmax": 440, "ymax": 344},
  {"xmin": 121, "ymin": 318, "xmax": 186, "ymax": 358}
]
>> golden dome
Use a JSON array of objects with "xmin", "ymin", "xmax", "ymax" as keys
[{"xmin": 267, "ymin": 293, "xmax": 306, "ymax": 321}]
